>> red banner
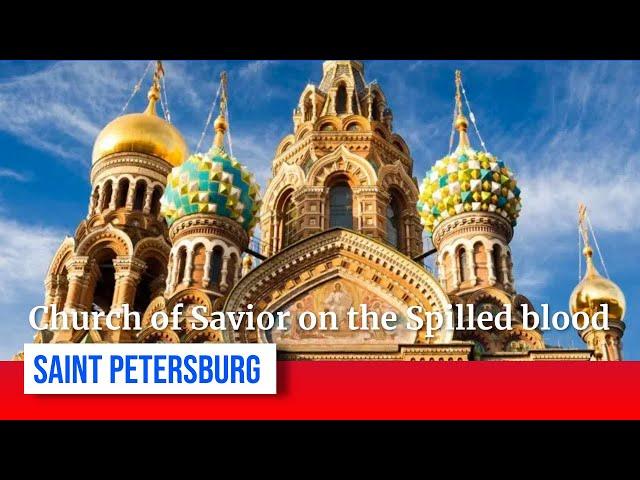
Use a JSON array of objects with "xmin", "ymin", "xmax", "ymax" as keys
[{"xmin": 2, "ymin": 360, "xmax": 639, "ymax": 420}]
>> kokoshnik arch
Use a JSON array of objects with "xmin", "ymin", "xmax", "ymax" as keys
[{"xmin": 16, "ymin": 60, "xmax": 627, "ymax": 361}]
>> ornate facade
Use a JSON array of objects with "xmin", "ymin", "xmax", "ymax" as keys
[{"xmin": 18, "ymin": 60, "xmax": 627, "ymax": 361}]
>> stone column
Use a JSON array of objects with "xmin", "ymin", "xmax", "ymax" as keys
[
  {"xmin": 467, "ymin": 248, "xmax": 477, "ymax": 287},
  {"xmin": 451, "ymin": 255, "xmax": 460, "ymax": 291},
  {"xmin": 126, "ymin": 184, "xmax": 136, "ymax": 209},
  {"xmin": 106, "ymin": 257, "xmax": 145, "ymax": 343},
  {"xmin": 63, "ymin": 257, "xmax": 92, "ymax": 312},
  {"xmin": 436, "ymin": 257, "xmax": 445, "ymax": 288},
  {"xmin": 202, "ymin": 249, "xmax": 213, "ymax": 288},
  {"xmin": 112, "ymin": 257, "xmax": 146, "ymax": 310},
  {"xmin": 219, "ymin": 255, "xmax": 230, "ymax": 292},
  {"xmin": 346, "ymin": 88, "xmax": 354, "ymax": 114},
  {"xmin": 97, "ymin": 186, "xmax": 106, "ymax": 214},
  {"xmin": 109, "ymin": 182, "xmax": 119, "ymax": 210},
  {"xmin": 143, "ymin": 186, "xmax": 154, "ymax": 214},
  {"xmin": 52, "ymin": 257, "xmax": 93, "ymax": 343},
  {"xmin": 327, "ymin": 88, "xmax": 337, "ymax": 115},
  {"xmin": 183, "ymin": 248, "xmax": 194, "ymax": 286},
  {"xmin": 41, "ymin": 277, "xmax": 57, "ymax": 329},
  {"xmin": 501, "ymin": 254, "xmax": 512, "ymax": 290},
  {"xmin": 487, "ymin": 248, "xmax": 496, "ymax": 286}
]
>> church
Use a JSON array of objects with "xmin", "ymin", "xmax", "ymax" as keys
[{"xmin": 20, "ymin": 60, "xmax": 627, "ymax": 361}]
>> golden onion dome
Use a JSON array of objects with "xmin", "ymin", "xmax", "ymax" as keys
[
  {"xmin": 91, "ymin": 74, "xmax": 188, "ymax": 167},
  {"xmin": 570, "ymin": 246, "xmax": 626, "ymax": 323}
]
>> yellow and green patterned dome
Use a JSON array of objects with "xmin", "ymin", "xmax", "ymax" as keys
[
  {"xmin": 160, "ymin": 115, "xmax": 261, "ymax": 233},
  {"xmin": 418, "ymin": 76, "xmax": 522, "ymax": 237}
]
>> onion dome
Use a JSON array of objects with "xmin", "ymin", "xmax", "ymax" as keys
[
  {"xmin": 570, "ymin": 206, "xmax": 626, "ymax": 323},
  {"xmin": 160, "ymin": 74, "xmax": 261, "ymax": 233},
  {"xmin": 418, "ymin": 71, "xmax": 522, "ymax": 237},
  {"xmin": 92, "ymin": 62, "xmax": 188, "ymax": 167}
]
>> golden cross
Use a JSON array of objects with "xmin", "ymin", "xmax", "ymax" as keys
[
  {"xmin": 155, "ymin": 60, "xmax": 165, "ymax": 82},
  {"xmin": 578, "ymin": 202, "xmax": 591, "ymax": 249},
  {"xmin": 455, "ymin": 70, "xmax": 463, "ymax": 116},
  {"xmin": 219, "ymin": 71, "xmax": 228, "ymax": 116}
]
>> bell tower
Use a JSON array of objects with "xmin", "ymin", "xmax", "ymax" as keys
[
  {"xmin": 42, "ymin": 61, "xmax": 188, "ymax": 343},
  {"xmin": 419, "ymin": 70, "xmax": 542, "ymax": 356},
  {"xmin": 570, "ymin": 204, "xmax": 626, "ymax": 360},
  {"xmin": 153, "ymin": 72, "xmax": 261, "ymax": 344},
  {"xmin": 261, "ymin": 60, "xmax": 423, "ymax": 258}
]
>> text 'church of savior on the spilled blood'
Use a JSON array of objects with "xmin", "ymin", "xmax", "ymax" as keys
[{"xmin": 17, "ymin": 60, "xmax": 627, "ymax": 361}]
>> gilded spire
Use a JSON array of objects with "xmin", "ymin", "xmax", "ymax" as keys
[
  {"xmin": 454, "ymin": 70, "xmax": 470, "ymax": 150},
  {"xmin": 213, "ymin": 71, "xmax": 229, "ymax": 149},
  {"xmin": 144, "ymin": 60, "xmax": 164, "ymax": 116},
  {"xmin": 578, "ymin": 202, "xmax": 598, "ymax": 276}
]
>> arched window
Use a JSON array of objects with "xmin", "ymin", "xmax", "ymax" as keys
[
  {"xmin": 304, "ymin": 94, "xmax": 313, "ymax": 122},
  {"xmin": 91, "ymin": 249, "xmax": 117, "ymax": 312},
  {"xmin": 191, "ymin": 244, "xmax": 207, "ymax": 287},
  {"xmin": 226, "ymin": 253, "xmax": 238, "ymax": 288},
  {"xmin": 151, "ymin": 186, "xmax": 163, "ymax": 216},
  {"xmin": 335, "ymin": 84, "xmax": 348, "ymax": 114},
  {"xmin": 352, "ymin": 94, "xmax": 359, "ymax": 115},
  {"xmin": 387, "ymin": 193, "xmax": 403, "ymax": 249},
  {"xmin": 371, "ymin": 95, "xmax": 381, "ymax": 121},
  {"xmin": 473, "ymin": 242, "xmax": 487, "ymax": 283},
  {"xmin": 458, "ymin": 247, "xmax": 468, "ymax": 283},
  {"xmin": 278, "ymin": 190, "xmax": 296, "ymax": 250},
  {"xmin": 442, "ymin": 252, "xmax": 453, "ymax": 291},
  {"xmin": 176, "ymin": 247, "xmax": 187, "ymax": 284},
  {"xmin": 133, "ymin": 256, "xmax": 166, "ymax": 313},
  {"xmin": 320, "ymin": 122, "xmax": 335, "ymax": 131},
  {"xmin": 492, "ymin": 245, "xmax": 503, "ymax": 283},
  {"xmin": 101, "ymin": 180, "xmax": 113, "ymax": 211},
  {"xmin": 91, "ymin": 186, "xmax": 100, "ymax": 214},
  {"xmin": 133, "ymin": 180, "xmax": 146, "ymax": 211},
  {"xmin": 328, "ymin": 182, "xmax": 353, "ymax": 229},
  {"xmin": 116, "ymin": 178, "xmax": 129, "ymax": 208},
  {"xmin": 208, "ymin": 246, "xmax": 224, "ymax": 288}
]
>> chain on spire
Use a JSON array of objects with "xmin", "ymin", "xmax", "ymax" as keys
[{"xmin": 120, "ymin": 60, "xmax": 154, "ymax": 116}]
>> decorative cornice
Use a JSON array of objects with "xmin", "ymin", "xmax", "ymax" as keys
[
  {"xmin": 90, "ymin": 152, "xmax": 173, "ymax": 184},
  {"xmin": 432, "ymin": 212, "xmax": 513, "ymax": 249},
  {"xmin": 169, "ymin": 214, "xmax": 249, "ymax": 250},
  {"xmin": 272, "ymin": 131, "xmax": 413, "ymax": 174}
]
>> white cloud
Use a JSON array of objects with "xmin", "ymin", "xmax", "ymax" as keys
[
  {"xmin": 0, "ymin": 217, "xmax": 64, "ymax": 302},
  {"xmin": 0, "ymin": 168, "xmax": 29, "ymax": 182},
  {"xmin": 237, "ymin": 60, "xmax": 279, "ymax": 80},
  {"xmin": 0, "ymin": 60, "xmax": 156, "ymax": 164}
]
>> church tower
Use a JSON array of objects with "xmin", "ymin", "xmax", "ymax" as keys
[
  {"xmin": 42, "ymin": 61, "xmax": 188, "ymax": 344},
  {"xmin": 260, "ymin": 60, "xmax": 424, "ymax": 258},
  {"xmin": 418, "ymin": 71, "xmax": 543, "ymax": 356},
  {"xmin": 150, "ymin": 73, "xmax": 261, "ymax": 344},
  {"xmin": 570, "ymin": 204, "xmax": 626, "ymax": 360}
]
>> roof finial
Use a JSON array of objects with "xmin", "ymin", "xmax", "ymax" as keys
[
  {"xmin": 454, "ymin": 70, "xmax": 470, "ymax": 150},
  {"xmin": 144, "ymin": 60, "xmax": 164, "ymax": 116},
  {"xmin": 578, "ymin": 202, "xmax": 597, "ymax": 275},
  {"xmin": 213, "ymin": 71, "xmax": 229, "ymax": 149}
]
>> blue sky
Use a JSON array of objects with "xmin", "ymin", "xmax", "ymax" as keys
[{"xmin": 0, "ymin": 60, "xmax": 637, "ymax": 359}]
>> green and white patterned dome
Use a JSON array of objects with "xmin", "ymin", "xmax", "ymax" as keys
[
  {"xmin": 160, "ymin": 118, "xmax": 261, "ymax": 233},
  {"xmin": 418, "ymin": 114, "xmax": 522, "ymax": 237}
]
